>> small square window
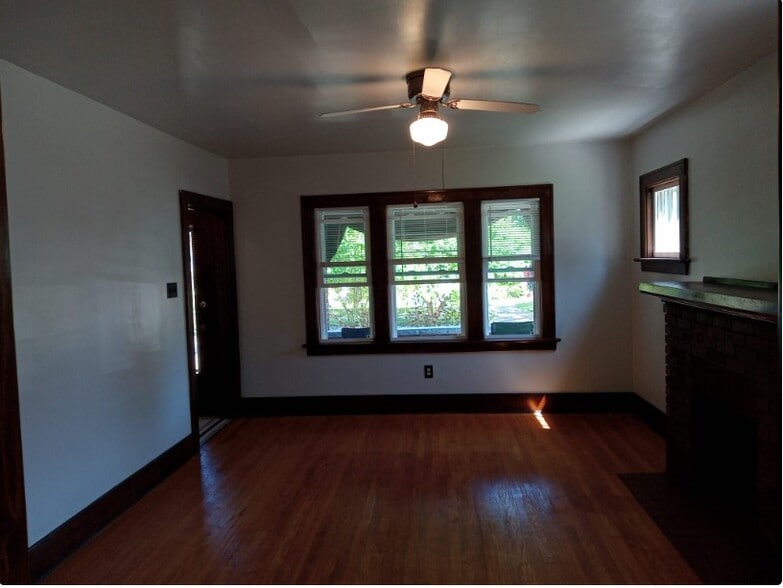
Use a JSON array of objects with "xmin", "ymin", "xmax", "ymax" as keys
[{"xmin": 638, "ymin": 159, "xmax": 689, "ymax": 274}]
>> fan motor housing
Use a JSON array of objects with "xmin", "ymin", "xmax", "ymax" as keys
[{"xmin": 406, "ymin": 69, "xmax": 450, "ymax": 100}]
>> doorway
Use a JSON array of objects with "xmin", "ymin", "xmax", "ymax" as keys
[{"xmin": 179, "ymin": 191, "xmax": 241, "ymax": 438}]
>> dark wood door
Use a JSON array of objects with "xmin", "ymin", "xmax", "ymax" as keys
[
  {"xmin": 0, "ymin": 81, "xmax": 30, "ymax": 585},
  {"xmin": 180, "ymin": 191, "xmax": 240, "ymax": 419}
]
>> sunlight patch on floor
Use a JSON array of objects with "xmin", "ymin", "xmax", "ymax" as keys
[{"xmin": 534, "ymin": 410, "xmax": 551, "ymax": 430}]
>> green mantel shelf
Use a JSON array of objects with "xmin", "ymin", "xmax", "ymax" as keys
[{"xmin": 639, "ymin": 277, "xmax": 778, "ymax": 322}]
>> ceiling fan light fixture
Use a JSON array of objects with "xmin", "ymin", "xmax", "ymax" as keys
[
  {"xmin": 409, "ymin": 111, "xmax": 448, "ymax": 147},
  {"xmin": 320, "ymin": 67, "xmax": 540, "ymax": 147}
]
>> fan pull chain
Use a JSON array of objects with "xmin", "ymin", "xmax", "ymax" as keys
[
  {"xmin": 411, "ymin": 140, "xmax": 418, "ymax": 207},
  {"xmin": 441, "ymin": 146, "xmax": 445, "ymax": 190}
]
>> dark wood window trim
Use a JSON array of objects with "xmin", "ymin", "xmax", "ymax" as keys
[
  {"xmin": 636, "ymin": 158, "xmax": 689, "ymax": 274},
  {"xmin": 301, "ymin": 185, "xmax": 558, "ymax": 355}
]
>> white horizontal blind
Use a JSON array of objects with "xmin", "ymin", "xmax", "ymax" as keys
[
  {"xmin": 317, "ymin": 208, "xmax": 369, "ymax": 287},
  {"xmin": 483, "ymin": 199, "xmax": 540, "ymax": 261},
  {"xmin": 389, "ymin": 204, "xmax": 463, "ymax": 284}
]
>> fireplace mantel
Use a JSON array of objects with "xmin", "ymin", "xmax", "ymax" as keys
[
  {"xmin": 640, "ymin": 275, "xmax": 780, "ymax": 553},
  {"xmin": 639, "ymin": 276, "xmax": 778, "ymax": 322}
]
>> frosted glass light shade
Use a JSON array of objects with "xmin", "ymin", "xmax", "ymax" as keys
[{"xmin": 409, "ymin": 115, "xmax": 448, "ymax": 147}]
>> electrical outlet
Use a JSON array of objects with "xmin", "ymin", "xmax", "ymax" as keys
[{"xmin": 424, "ymin": 365, "xmax": 433, "ymax": 379}]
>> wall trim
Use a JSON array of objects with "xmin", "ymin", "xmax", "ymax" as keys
[
  {"xmin": 29, "ymin": 433, "xmax": 198, "ymax": 582},
  {"xmin": 237, "ymin": 392, "xmax": 667, "ymax": 426},
  {"xmin": 629, "ymin": 394, "xmax": 667, "ymax": 438}
]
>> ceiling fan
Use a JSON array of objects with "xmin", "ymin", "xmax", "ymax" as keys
[{"xmin": 319, "ymin": 67, "xmax": 540, "ymax": 147}]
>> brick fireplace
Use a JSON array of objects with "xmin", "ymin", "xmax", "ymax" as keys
[{"xmin": 642, "ymin": 278, "xmax": 780, "ymax": 552}]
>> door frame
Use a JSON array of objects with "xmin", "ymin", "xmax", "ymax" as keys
[
  {"xmin": 178, "ymin": 190, "xmax": 241, "ymax": 435},
  {"xmin": 0, "ymin": 86, "xmax": 31, "ymax": 583}
]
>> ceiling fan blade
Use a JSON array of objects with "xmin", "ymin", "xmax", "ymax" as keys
[
  {"xmin": 446, "ymin": 99, "xmax": 540, "ymax": 114},
  {"xmin": 421, "ymin": 67, "xmax": 452, "ymax": 99},
  {"xmin": 319, "ymin": 103, "xmax": 415, "ymax": 118}
]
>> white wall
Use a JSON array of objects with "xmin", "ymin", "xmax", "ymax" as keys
[
  {"xmin": 631, "ymin": 53, "xmax": 779, "ymax": 411},
  {"xmin": 0, "ymin": 59, "xmax": 228, "ymax": 544},
  {"xmin": 229, "ymin": 140, "xmax": 634, "ymax": 398}
]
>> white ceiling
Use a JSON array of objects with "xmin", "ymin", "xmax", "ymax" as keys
[{"xmin": 0, "ymin": 0, "xmax": 778, "ymax": 158}]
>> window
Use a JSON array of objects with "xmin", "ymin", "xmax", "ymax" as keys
[
  {"xmin": 301, "ymin": 185, "xmax": 557, "ymax": 354},
  {"xmin": 637, "ymin": 159, "xmax": 689, "ymax": 274},
  {"xmin": 315, "ymin": 208, "xmax": 372, "ymax": 341},
  {"xmin": 389, "ymin": 204, "xmax": 465, "ymax": 340},
  {"xmin": 482, "ymin": 199, "xmax": 540, "ymax": 338}
]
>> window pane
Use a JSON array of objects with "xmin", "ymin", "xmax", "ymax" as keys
[
  {"xmin": 390, "ymin": 207, "xmax": 461, "ymax": 259},
  {"xmin": 393, "ymin": 261, "xmax": 461, "ymax": 283},
  {"xmin": 484, "ymin": 200, "xmax": 540, "ymax": 258},
  {"xmin": 323, "ymin": 264, "xmax": 368, "ymax": 285},
  {"xmin": 652, "ymin": 185, "xmax": 680, "ymax": 256},
  {"xmin": 321, "ymin": 286, "xmax": 372, "ymax": 340},
  {"xmin": 486, "ymin": 282, "xmax": 536, "ymax": 336},
  {"xmin": 392, "ymin": 283, "xmax": 462, "ymax": 338},
  {"xmin": 486, "ymin": 259, "xmax": 535, "ymax": 281},
  {"xmin": 317, "ymin": 208, "xmax": 372, "ymax": 341},
  {"xmin": 388, "ymin": 204, "xmax": 465, "ymax": 339},
  {"xmin": 482, "ymin": 199, "xmax": 541, "ymax": 338},
  {"xmin": 319, "ymin": 211, "xmax": 367, "ymax": 263}
]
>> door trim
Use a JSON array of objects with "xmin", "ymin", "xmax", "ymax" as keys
[
  {"xmin": 0, "ymin": 86, "xmax": 31, "ymax": 583},
  {"xmin": 178, "ymin": 190, "xmax": 241, "ymax": 435}
]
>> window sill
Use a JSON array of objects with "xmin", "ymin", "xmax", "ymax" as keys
[
  {"xmin": 634, "ymin": 257, "xmax": 690, "ymax": 275},
  {"xmin": 303, "ymin": 337, "xmax": 560, "ymax": 355}
]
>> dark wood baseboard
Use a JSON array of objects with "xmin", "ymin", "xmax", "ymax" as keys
[
  {"xmin": 628, "ymin": 394, "xmax": 667, "ymax": 438},
  {"xmin": 29, "ymin": 433, "xmax": 198, "ymax": 582},
  {"xmin": 237, "ymin": 391, "xmax": 663, "ymax": 423},
  {"xmin": 27, "ymin": 393, "xmax": 667, "ymax": 582}
]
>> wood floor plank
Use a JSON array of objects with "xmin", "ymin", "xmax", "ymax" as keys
[{"xmin": 43, "ymin": 413, "xmax": 699, "ymax": 584}]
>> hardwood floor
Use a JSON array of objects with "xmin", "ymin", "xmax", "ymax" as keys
[{"xmin": 43, "ymin": 413, "xmax": 699, "ymax": 584}]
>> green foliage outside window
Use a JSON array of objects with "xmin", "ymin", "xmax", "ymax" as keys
[{"xmin": 327, "ymin": 215, "xmax": 535, "ymax": 330}]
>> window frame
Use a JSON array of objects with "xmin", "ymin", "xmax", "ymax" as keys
[
  {"xmin": 637, "ymin": 158, "xmax": 689, "ymax": 275},
  {"xmin": 301, "ymin": 185, "xmax": 557, "ymax": 355},
  {"xmin": 481, "ymin": 198, "xmax": 542, "ymax": 340},
  {"xmin": 387, "ymin": 202, "xmax": 467, "ymax": 341},
  {"xmin": 314, "ymin": 207, "xmax": 373, "ymax": 343}
]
